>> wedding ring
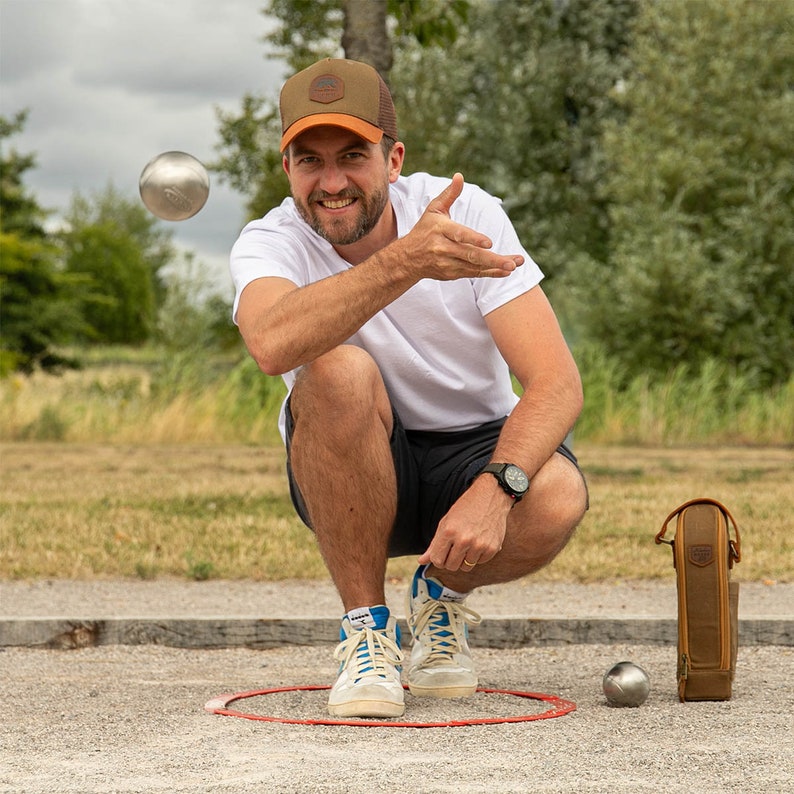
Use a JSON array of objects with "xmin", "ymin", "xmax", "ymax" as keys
[{"xmin": 462, "ymin": 559, "xmax": 476, "ymax": 568}]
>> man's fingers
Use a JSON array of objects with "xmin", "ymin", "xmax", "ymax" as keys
[
  {"xmin": 465, "ymin": 251, "xmax": 524, "ymax": 276},
  {"xmin": 417, "ymin": 545, "xmax": 441, "ymax": 567},
  {"xmin": 427, "ymin": 172, "xmax": 465, "ymax": 217},
  {"xmin": 407, "ymin": 172, "xmax": 526, "ymax": 280}
]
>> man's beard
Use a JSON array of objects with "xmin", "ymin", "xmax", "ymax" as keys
[{"xmin": 294, "ymin": 185, "xmax": 389, "ymax": 247}]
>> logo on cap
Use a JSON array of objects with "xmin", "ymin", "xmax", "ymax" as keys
[{"xmin": 309, "ymin": 75, "xmax": 344, "ymax": 104}]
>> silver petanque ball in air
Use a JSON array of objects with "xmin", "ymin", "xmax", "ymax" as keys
[
  {"xmin": 139, "ymin": 151, "xmax": 210, "ymax": 221},
  {"xmin": 602, "ymin": 661, "xmax": 650, "ymax": 707}
]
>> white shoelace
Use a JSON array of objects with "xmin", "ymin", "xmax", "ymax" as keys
[
  {"xmin": 409, "ymin": 600, "xmax": 482, "ymax": 667},
  {"xmin": 334, "ymin": 626, "xmax": 404, "ymax": 684}
]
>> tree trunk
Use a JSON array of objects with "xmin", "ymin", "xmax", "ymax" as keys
[{"xmin": 342, "ymin": 0, "xmax": 393, "ymax": 83}]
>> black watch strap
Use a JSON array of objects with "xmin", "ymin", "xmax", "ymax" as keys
[
  {"xmin": 480, "ymin": 462, "xmax": 529, "ymax": 501},
  {"xmin": 481, "ymin": 463, "xmax": 509, "ymax": 477}
]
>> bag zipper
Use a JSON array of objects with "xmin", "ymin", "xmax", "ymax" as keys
[{"xmin": 717, "ymin": 520, "xmax": 731, "ymax": 670}]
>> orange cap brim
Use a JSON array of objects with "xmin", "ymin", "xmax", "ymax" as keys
[{"xmin": 280, "ymin": 113, "xmax": 384, "ymax": 152}]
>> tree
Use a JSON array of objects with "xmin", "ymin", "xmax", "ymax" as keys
[
  {"xmin": 392, "ymin": 0, "xmax": 637, "ymax": 317},
  {"xmin": 0, "ymin": 111, "xmax": 87, "ymax": 374},
  {"xmin": 61, "ymin": 185, "xmax": 176, "ymax": 345},
  {"xmin": 213, "ymin": 0, "xmax": 470, "ymax": 218},
  {"xmin": 214, "ymin": 95, "xmax": 289, "ymax": 223},
  {"xmin": 264, "ymin": 0, "xmax": 468, "ymax": 73},
  {"xmin": 342, "ymin": 0, "xmax": 392, "ymax": 77},
  {"xmin": 0, "ymin": 112, "xmax": 49, "ymax": 239},
  {"xmin": 582, "ymin": 0, "xmax": 794, "ymax": 385},
  {"xmin": 156, "ymin": 252, "xmax": 240, "ymax": 353}
]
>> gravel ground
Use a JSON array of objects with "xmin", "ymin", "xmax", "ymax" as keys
[
  {"xmin": 2, "ymin": 579, "xmax": 791, "ymax": 792},
  {"xmin": 1, "ymin": 641, "xmax": 792, "ymax": 793}
]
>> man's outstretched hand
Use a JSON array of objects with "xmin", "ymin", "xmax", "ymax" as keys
[{"xmin": 392, "ymin": 173, "xmax": 524, "ymax": 282}]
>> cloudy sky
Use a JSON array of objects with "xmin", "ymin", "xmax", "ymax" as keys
[{"xmin": 1, "ymin": 0, "xmax": 287, "ymax": 296}]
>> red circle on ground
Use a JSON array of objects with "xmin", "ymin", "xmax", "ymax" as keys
[{"xmin": 205, "ymin": 685, "xmax": 576, "ymax": 728}]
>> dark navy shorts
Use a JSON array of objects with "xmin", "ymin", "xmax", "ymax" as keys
[{"xmin": 285, "ymin": 398, "xmax": 585, "ymax": 557}]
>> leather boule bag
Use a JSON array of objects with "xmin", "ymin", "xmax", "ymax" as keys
[{"xmin": 655, "ymin": 498, "xmax": 742, "ymax": 701}]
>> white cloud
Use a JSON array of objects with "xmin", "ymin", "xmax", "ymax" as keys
[{"xmin": 0, "ymin": 0, "xmax": 286, "ymax": 297}]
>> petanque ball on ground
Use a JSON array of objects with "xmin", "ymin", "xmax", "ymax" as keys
[
  {"xmin": 139, "ymin": 151, "xmax": 210, "ymax": 221},
  {"xmin": 602, "ymin": 661, "xmax": 651, "ymax": 707}
]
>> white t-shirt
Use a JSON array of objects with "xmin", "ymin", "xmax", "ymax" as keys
[{"xmin": 230, "ymin": 172, "xmax": 544, "ymax": 439}]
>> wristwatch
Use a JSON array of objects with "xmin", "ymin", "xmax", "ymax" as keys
[{"xmin": 480, "ymin": 463, "xmax": 530, "ymax": 502}]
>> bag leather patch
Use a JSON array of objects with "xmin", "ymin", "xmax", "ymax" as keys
[{"xmin": 688, "ymin": 544, "xmax": 714, "ymax": 566}]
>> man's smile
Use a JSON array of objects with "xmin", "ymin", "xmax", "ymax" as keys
[{"xmin": 318, "ymin": 197, "xmax": 357, "ymax": 210}]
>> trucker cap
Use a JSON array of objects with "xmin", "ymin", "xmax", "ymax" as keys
[{"xmin": 279, "ymin": 58, "xmax": 399, "ymax": 152}]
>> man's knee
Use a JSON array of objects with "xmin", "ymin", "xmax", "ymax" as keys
[
  {"xmin": 522, "ymin": 453, "xmax": 588, "ymax": 533},
  {"xmin": 290, "ymin": 345, "xmax": 392, "ymax": 430}
]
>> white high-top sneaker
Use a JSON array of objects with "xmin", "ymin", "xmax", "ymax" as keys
[
  {"xmin": 404, "ymin": 567, "xmax": 482, "ymax": 698},
  {"xmin": 327, "ymin": 605, "xmax": 405, "ymax": 718}
]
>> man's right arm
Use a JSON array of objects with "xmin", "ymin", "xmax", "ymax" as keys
[
  {"xmin": 236, "ymin": 173, "xmax": 524, "ymax": 376},
  {"xmin": 236, "ymin": 254, "xmax": 417, "ymax": 376}
]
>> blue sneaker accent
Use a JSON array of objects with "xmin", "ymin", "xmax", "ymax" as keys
[
  {"xmin": 415, "ymin": 565, "xmax": 444, "ymax": 600},
  {"xmin": 339, "ymin": 606, "xmax": 401, "ymax": 679},
  {"xmin": 328, "ymin": 605, "xmax": 405, "ymax": 718},
  {"xmin": 414, "ymin": 565, "xmax": 468, "ymax": 603},
  {"xmin": 341, "ymin": 604, "xmax": 393, "ymax": 634}
]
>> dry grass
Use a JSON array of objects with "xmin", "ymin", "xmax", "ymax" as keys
[
  {"xmin": 561, "ymin": 445, "xmax": 792, "ymax": 583},
  {"xmin": 0, "ymin": 362, "xmax": 285, "ymax": 446},
  {"xmin": 0, "ymin": 442, "xmax": 791, "ymax": 583}
]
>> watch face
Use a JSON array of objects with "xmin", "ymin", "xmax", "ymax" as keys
[{"xmin": 504, "ymin": 465, "xmax": 529, "ymax": 494}]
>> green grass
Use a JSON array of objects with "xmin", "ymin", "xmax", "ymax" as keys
[
  {"xmin": 1, "ymin": 345, "xmax": 791, "ymax": 445},
  {"xmin": 0, "ymin": 347, "xmax": 287, "ymax": 445},
  {"xmin": 575, "ymin": 351, "xmax": 794, "ymax": 445}
]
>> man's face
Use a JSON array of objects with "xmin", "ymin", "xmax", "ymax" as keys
[{"xmin": 284, "ymin": 127, "xmax": 401, "ymax": 247}]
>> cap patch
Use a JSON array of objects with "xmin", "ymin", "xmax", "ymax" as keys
[{"xmin": 310, "ymin": 74, "xmax": 344, "ymax": 104}]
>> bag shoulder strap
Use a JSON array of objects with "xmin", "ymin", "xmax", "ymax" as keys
[{"xmin": 654, "ymin": 497, "xmax": 742, "ymax": 564}]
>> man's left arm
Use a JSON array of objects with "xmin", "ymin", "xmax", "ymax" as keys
[
  {"xmin": 483, "ymin": 283, "xmax": 583, "ymax": 471},
  {"xmin": 418, "ymin": 284, "xmax": 583, "ymax": 571}
]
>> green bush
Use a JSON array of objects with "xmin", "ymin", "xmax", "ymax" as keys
[{"xmin": 1, "ymin": 343, "xmax": 790, "ymax": 445}]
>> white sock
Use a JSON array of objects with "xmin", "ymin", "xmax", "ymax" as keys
[{"xmin": 346, "ymin": 605, "xmax": 388, "ymax": 629}]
